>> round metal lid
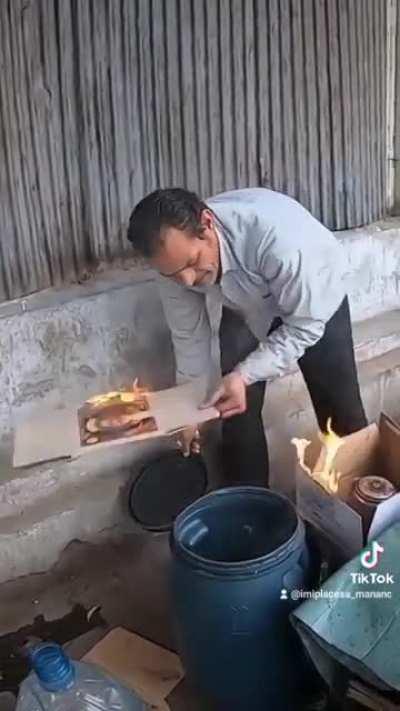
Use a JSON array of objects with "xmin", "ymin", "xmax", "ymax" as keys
[
  {"xmin": 355, "ymin": 476, "xmax": 396, "ymax": 504},
  {"xmin": 128, "ymin": 451, "xmax": 208, "ymax": 532}
]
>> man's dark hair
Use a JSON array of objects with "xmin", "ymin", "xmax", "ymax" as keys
[{"xmin": 127, "ymin": 188, "xmax": 208, "ymax": 258}]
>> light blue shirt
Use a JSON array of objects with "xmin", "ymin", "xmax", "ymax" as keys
[{"xmin": 158, "ymin": 188, "xmax": 346, "ymax": 385}]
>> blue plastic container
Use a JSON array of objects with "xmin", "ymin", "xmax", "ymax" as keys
[
  {"xmin": 16, "ymin": 642, "xmax": 149, "ymax": 710},
  {"xmin": 170, "ymin": 487, "xmax": 312, "ymax": 710}
]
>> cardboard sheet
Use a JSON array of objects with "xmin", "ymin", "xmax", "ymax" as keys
[
  {"xmin": 13, "ymin": 377, "xmax": 219, "ymax": 468},
  {"xmin": 83, "ymin": 627, "xmax": 184, "ymax": 708},
  {"xmin": 13, "ymin": 408, "xmax": 81, "ymax": 468}
]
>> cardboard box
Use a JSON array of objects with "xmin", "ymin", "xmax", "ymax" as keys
[
  {"xmin": 13, "ymin": 377, "xmax": 218, "ymax": 468},
  {"xmin": 83, "ymin": 628, "xmax": 184, "ymax": 710},
  {"xmin": 295, "ymin": 414, "xmax": 400, "ymax": 559}
]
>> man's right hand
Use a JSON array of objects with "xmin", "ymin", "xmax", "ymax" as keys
[{"xmin": 177, "ymin": 425, "xmax": 201, "ymax": 457}]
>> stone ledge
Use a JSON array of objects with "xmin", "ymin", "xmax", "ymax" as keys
[
  {"xmin": 338, "ymin": 222, "xmax": 400, "ymax": 321},
  {"xmin": 354, "ymin": 310, "xmax": 400, "ymax": 362},
  {"xmin": 0, "ymin": 217, "xmax": 399, "ymax": 321},
  {"xmin": 0, "ymin": 264, "xmax": 153, "ymax": 321}
]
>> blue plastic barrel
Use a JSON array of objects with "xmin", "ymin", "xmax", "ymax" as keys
[{"xmin": 170, "ymin": 487, "xmax": 312, "ymax": 710}]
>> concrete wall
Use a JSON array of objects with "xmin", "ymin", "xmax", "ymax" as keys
[
  {"xmin": 339, "ymin": 220, "xmax": 400, "ymax": 319},
  {"xmin": 394, "ymin": 0, "xmax": 400, "ymax": 212}
]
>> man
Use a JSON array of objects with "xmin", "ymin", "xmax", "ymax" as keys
[{"xmin": 127, "ymin": 187, "xmax": 367, "ymax": 486}]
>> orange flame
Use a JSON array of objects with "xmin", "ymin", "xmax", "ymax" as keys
[
  {"xmin": 86, "ymin": 378, "xmax": 149, "ymax": 406},
  {"xmin": 292, "ymin": 418, "xmax": 344, "ymax": 494},
  {"xmin": 317, "ymin": 418, "xmax": 345, "ymax": 493}
]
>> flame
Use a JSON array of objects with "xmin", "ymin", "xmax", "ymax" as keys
[
  {"xmin": 292, "ymin": 438, "xmax": 313, "ymax": 477},
  {"xmin": 132, "ymin": 377, "xmax": 148, "ymax": 395},
  {"xmin": 86, "ymin": 379, "xmax": 149, "ymax": 406},
  {"xmin": 317, "ymin": 418, "xmax": 345, "ymax": 493},
  {"xmin": 292, "ymin": 418, "xmax": 344, "ymax": 494}
]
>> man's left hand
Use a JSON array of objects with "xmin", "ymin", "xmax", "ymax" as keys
[{"xmin": 201, "ymin": 372, "xmax": 247, "ymax": 419}]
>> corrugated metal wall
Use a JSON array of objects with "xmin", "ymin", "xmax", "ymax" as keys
[
  {"xmin": 0, "ymin": 0, "xmax": 388, "ymax": 303},
  {"xmin": 394, "ymin": 0, "xmax": 400, "ymax": 210}
]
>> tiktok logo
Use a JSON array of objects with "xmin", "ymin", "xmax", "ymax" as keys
[{"xmin": 361, "ymin": 541, "xmax": 384, "ymax": 569}]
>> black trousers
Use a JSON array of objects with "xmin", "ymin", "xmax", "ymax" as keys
[{"xmin": 219, "ymin": 297, "xmax": 367, "ymax": 487}]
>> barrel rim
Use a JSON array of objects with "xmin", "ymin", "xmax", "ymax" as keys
[{"xmin": 171, "ymin": 486, "xmax": 304, "ymax": 575}]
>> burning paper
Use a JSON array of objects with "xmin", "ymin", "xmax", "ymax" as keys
[
  {"xmin": 79, "ymin": 380, "xmax": 158, "ymax": 446},
  {"xmin": 292, "ymin": 418, "xmax": 345, "ymax": 494},
  {"xmin": 13, "ymin": 376, "xmax": 220, "ymax": 468}
]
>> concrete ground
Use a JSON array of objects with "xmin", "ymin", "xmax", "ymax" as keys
[
  {"xmin": 0, "ymin": 531, "xmax": 370, "ymax": 711},
  {"xmin": 0, "ymin": 530, "xmax": 201, "ymax": 709}
]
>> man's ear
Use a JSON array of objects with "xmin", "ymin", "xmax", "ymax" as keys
[
  {"xmin": 200, "ymin": 208, "xmax": 214, "ymax": 231},
  {"xmin": 197, "ymin": 209, "xmax": 215, "ymax": 241}
]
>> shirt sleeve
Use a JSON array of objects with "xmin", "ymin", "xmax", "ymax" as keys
[
  {"xmin": 235, "ymin": 239, "xmax": 346, "ymax": 385},
  {"xmin": 158, "ymin": 277, "xmax": 212, "ymax": 385}
]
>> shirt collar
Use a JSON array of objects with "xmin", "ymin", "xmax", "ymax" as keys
[{"xmin": 215, "ymin": 221, "xmax": 237, "ymax": 278}]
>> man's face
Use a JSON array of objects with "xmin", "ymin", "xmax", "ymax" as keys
[{"xmin": 149, "ymin": 209, "xmax": 220, "ymax": 287}]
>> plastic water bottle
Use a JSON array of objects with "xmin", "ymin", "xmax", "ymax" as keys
[{"xmin": 16, "ymin": 642, "xmax": 150, "ymax": 711}]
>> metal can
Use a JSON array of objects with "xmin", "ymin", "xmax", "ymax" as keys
[{"xmin": 350, "ymin": 476, "xmax": 396, "ymax": 540}]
